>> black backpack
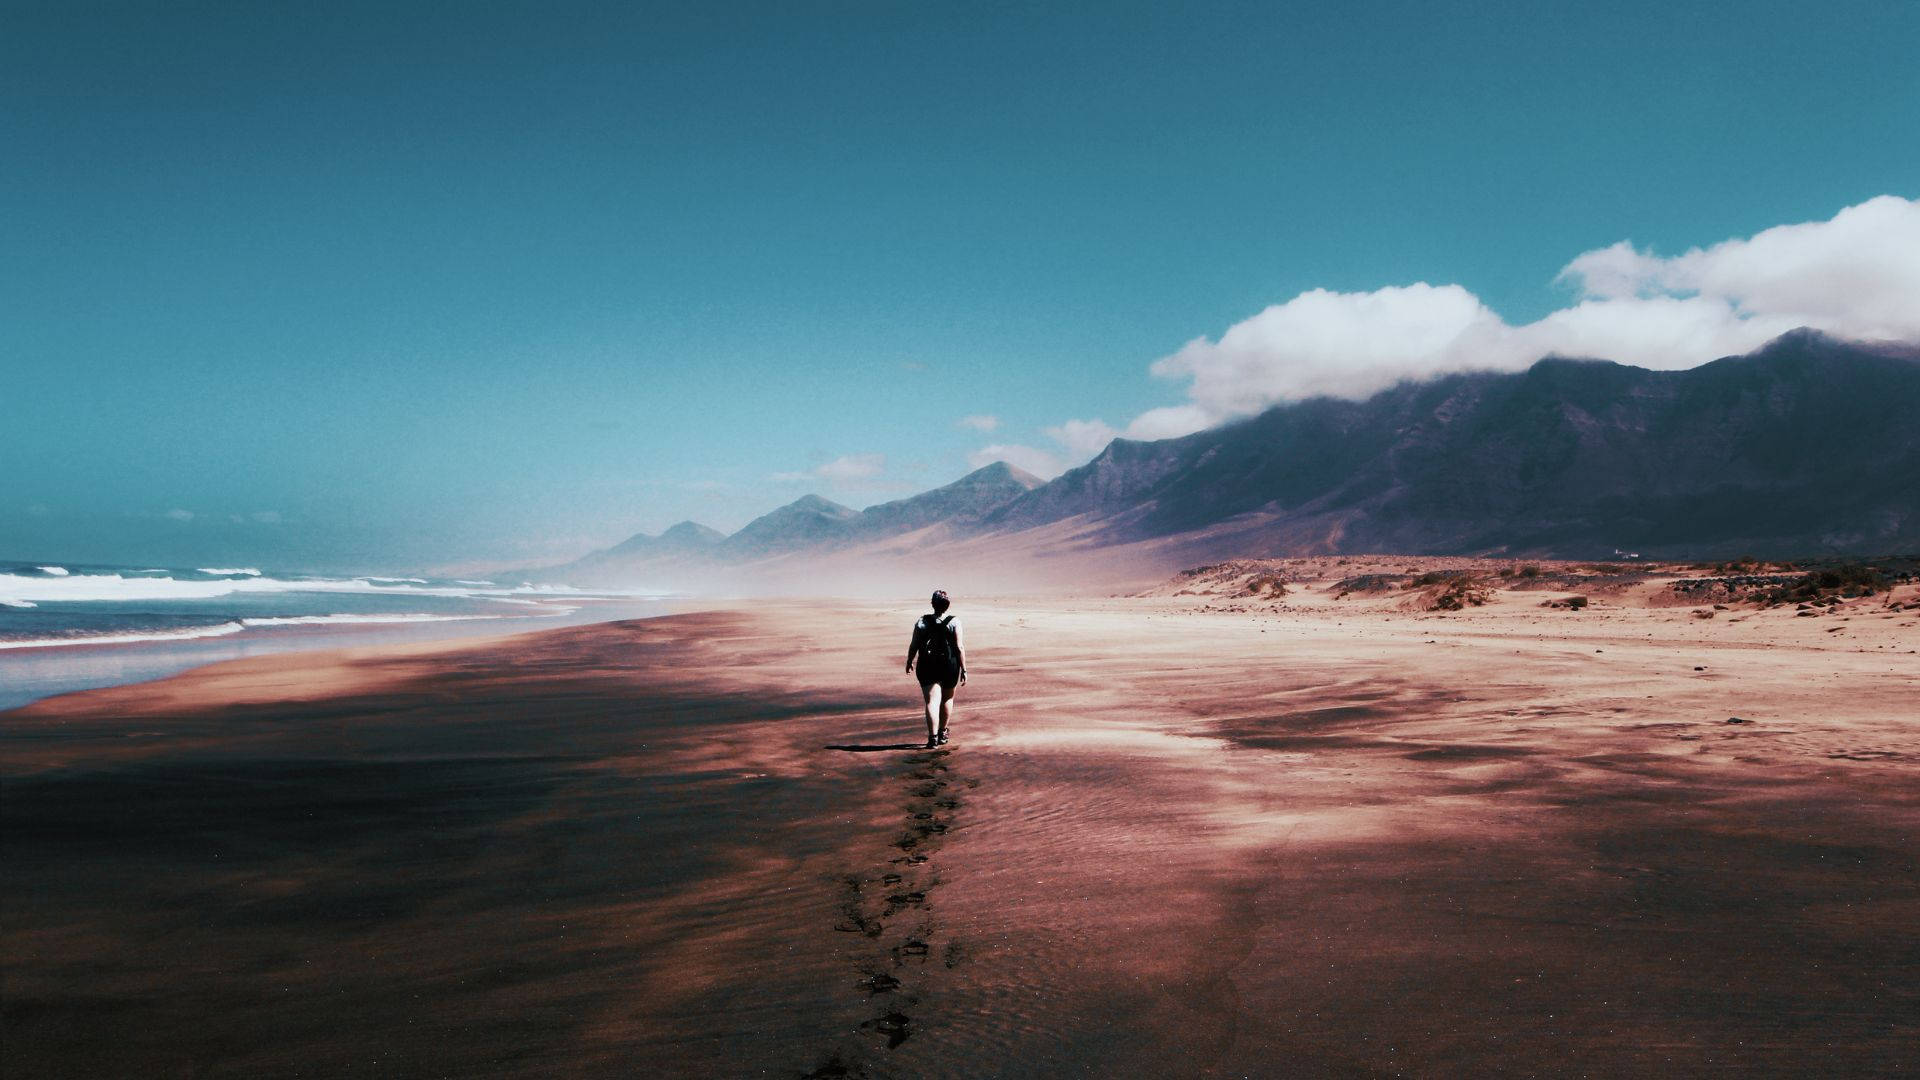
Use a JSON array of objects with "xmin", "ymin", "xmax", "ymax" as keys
[{"xmin": 919, "ymin": 615, "xmax": 958, "ymax": 677}]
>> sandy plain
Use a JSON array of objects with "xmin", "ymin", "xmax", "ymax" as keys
[{"xmin": 3, "ymin": 566, "xmax": 1917, "ymax": 1077}]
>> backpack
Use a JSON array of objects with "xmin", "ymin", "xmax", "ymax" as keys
[{"xmin": 918, "ymin": 615, "xmax": 958, "ymax": 678}]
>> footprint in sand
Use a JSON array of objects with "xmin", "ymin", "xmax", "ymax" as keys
[
  {"xmin": 860, "ymin": 1011, "xmax": 912, "ymax": 1049},
  {"xmin": 800, "ymin": 1053, "xmax": 866, "ymax": 1079},
  {"xmin": 884, "ymin": 890, "xmax": 927, "ymax": 915},
  {"xmin": 808, "ymin": 738, "xmax": 973, "ymax": 1076}
]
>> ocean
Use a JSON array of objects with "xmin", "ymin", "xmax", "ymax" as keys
[{"xmin": 0, "ymin": 562, "xmax": 674, "ymax": 711}]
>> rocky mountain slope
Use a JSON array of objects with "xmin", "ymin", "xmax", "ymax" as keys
[{"xmin": 981, "ymin": 330, "xmax": 1920, "ymax": 560}]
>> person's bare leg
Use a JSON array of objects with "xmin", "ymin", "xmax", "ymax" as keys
[
  {"xmin": 922, "ymin": 683, "xmax": 941, "ymax": 747},
  {"xmin": 937, "ymin": 689, "xmax": 954, "ymax": 743}
]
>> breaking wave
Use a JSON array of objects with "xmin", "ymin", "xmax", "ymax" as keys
[
  {"xmin": 237, "ymin": 612, "xmax": 555, "ymax": 628},
  {"xmin": 0, "ymin": 570, "xmax": 655, "ymax": 607},
  {"xmin": 0, "ymin": 622, "xmax": 248, "ymax": 650}
]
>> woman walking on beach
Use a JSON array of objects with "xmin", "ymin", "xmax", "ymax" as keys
[{"xmin": 906, "ymin": 589, "xmax": 967, "ymax": 749}]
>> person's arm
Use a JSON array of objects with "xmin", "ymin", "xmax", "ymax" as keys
[
  {"xmin": 905, "ymin": 622, "xmax": 924, "ymax": 674},
  {"xmin": 953, "ymin": 621, "xmax": 967, "ymax": 684}
]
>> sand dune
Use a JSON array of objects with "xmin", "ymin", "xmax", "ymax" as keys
[{"xmin": 3, "ymin": 578, "xmax": 1917, "ymax": 1076}]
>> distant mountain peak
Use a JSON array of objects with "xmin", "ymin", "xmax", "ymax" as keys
[
  {"xmin": 719, "ymin": 493, "xmax": 860, "ymax": 557},
  {"xmin": 843, "ymin": 461, "xmax": 1049, "ymax": 541},
  {"xmin": 603, "ymin": 518, "xmax": 723, "ymax": 556},
  {"xmin": 964, "ymin": 460, "xmax": 1046, "ymax": 488},
  {"xmin": 783, "ymin": 493, "xmax": 858, "ymax": 517},
  {"xmin": 659, "ymin": 520, "xmax": 724, "ymax": 545},
  {"xmin": 1761, "ymin": 326, "xmax": 1837, "ymax": 349}
]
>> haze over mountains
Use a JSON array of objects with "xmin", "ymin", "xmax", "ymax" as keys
[{"xmin": 538, "ymin": 331, "xmax": 1920, "ymax": 591}]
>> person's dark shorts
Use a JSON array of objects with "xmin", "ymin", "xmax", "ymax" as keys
[{"xmin": 918, "ymin": 670, "xmax": 958, "ymax": 693}]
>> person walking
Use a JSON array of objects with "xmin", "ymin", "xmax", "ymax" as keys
[{"xmin": 905, "ymin": 589, "xmax": 966, "ymax": 749}]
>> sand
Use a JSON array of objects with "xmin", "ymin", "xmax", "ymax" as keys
[{"xmin": 3, "ymin": 579, "xmax": 1917, "ymax": 1077}]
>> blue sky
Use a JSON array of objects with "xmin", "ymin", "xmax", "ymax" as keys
[{"xmin": 4, "ymin": 1, "xmax": 1917, "ymax": 573}]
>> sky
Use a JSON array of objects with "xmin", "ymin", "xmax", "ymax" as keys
[{"xmin": 4, "ymin": 1, "xmax": 1917, "ymax": 573}]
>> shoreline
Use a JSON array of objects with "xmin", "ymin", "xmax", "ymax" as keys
[
  {"xmin": 4, "ymin": 594, "xmax": 1917, "ymax": 1076},
  {"xmin": 0, "ymin": 595, "xmax": 687, "ymax": 714}
]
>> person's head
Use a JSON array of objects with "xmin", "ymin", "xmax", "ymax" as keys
[{"xmin": 930, "ymin": 589, "xmax": 950, "ymax": 614}]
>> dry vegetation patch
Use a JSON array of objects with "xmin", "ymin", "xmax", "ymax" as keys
[
  {"xmin": 1157, "ymin": 561, "xmax": 1295, "ymax": 601},
  {"xmin": 1149, "ymin": 555, "xmax": 1918, "ymax": 622},
  {"xmin": 1670, "ymin": 557, "xmax": 1917, "ymax": 609},
  {"xmin": 1424, "ymin": 575, "xmax": 1491, "ymax": 611}
]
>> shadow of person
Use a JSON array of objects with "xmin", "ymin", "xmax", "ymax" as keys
[{"xmin": 824, "ymin": 743, "xmax": 927, "ymax": 753}]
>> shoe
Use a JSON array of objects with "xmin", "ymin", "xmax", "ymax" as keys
[
  {"xmin": 924, "ymin": 739, "xmax": 938, "ymax": 750},
  {"xmin": 936, "ymin": 732, "xmax": 949, "ymax": 745}
]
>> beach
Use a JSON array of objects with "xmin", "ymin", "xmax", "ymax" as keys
[{"xmin": 4, "ymin": 582, "xmax": 1917, "ymax": 1077}]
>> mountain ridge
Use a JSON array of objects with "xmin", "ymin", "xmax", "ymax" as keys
[{"xmin": 530, "ymin": 331, "xmax": 1920, "ymax": 587}]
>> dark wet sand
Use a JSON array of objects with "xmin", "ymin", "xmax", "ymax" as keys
[{"xmin": 3, "ymin": 600, "xmax": 1917, "ymax": 1077}]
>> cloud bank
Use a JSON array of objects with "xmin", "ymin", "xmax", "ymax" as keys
[
  {"xmin": 1158, "ymin": 195, "xmax": 1920, "ymax": 427},
  {"xmin": 970, "ymin": 195, "xmax": 1920, "ymax": 474}
]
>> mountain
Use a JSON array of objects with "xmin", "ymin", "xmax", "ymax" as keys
[
  {"xmin": 532, "ymin": 464, "xmax": 1044, "ymax": 586},
  {"xmin": 603, "ymin": 520, "xmax": 726, "ymax": 557},
  {"xmin": 514, "ymin": 518, "xmax": 724, "ymax": 583},
  {"xmin": 849, "ymin": 461, "xmax": 1044, "ymax": 539},
  {"xmin": 528, "ymin": 331, "xmax": 1920, "ymax": 590},
  {"xmin": 717, "ymin": 464, "xmax": 1045, "ymax": 559},
  {"xmin": 981, "ymin": 329, "xmax": 1920, "ymax": 559},
  {"xmin": 718, "ymin": 494, "xmax": 862, "ymax": 559}
]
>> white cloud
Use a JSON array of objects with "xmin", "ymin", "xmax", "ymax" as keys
[
  {"xmin": 772, "ymin": 453, "xmax": 887, "ymax": 486},
  {"xmin": 165, "ymin": 508, "xmax": 194, "ymax": 521},
  {"xmin": 1559, "ymin": 195, "xmax": 1920, "ymax": 341},
  {"xmin": 817, "ymin": 453, "xmax": 885, "ymax": 482},
  {"xmin": 965, "ymin": 417, "xmax": 1146, "ymax": 480},
  {"xmin": 968, "ymin": 408, "xmax": 1225, "ymax": 481},
  {"xmin": 1122, "ymin": 404, "xmax": 1213, "ymax": 441},
  {"xmin": 1144, "ymin": 194, "xmax": 1920, "ymax": 429},
  {"xmin": 1043, "ymin": 419, "xmax": 1120, "ymax": 460},
  {"xmin": 956, "ymin": 414, "xmax": 1000, "ymax": 432},
  {"xmin": 1150, "ymin": 283, "xmax": 1509, "ymax": 414}
]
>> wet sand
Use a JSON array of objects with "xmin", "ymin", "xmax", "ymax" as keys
[{"xmin": 3, "ymin": 595, "xmax": 1917, "ymax": 1077}]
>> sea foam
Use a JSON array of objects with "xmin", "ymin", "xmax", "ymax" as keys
[
  {"xmin": 238, "ymin": 612, "xmax": 543, "ymax": 628},
  {"xmin": 0, "ymin": 622, "xmax": 247, "ymax": 650},
  {"xmin": 0, "ymin": 570, "xmax": 659, "ymax": 607}
]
